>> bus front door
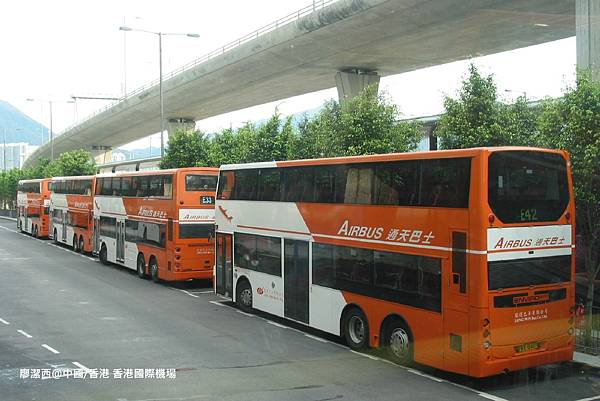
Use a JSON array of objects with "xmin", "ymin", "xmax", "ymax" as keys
[
  {"xmin": 443, "ymin": 231, "xmax": 469, "ymax": 375},
  {"xmin": 284, "ymin": 239, "xmax": 309, "ymax": 324},
  {"xmin": 116, "ymin": 220, "xmax": 125, "ymax": 263},
  {"xmin": 215, "ymin": 233, "xmax": 233, "ymax": 297}
]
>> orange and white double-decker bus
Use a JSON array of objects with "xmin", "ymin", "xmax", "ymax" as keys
[
  {"xmin": 93, "ymin": 168, "xmax": 218, "ymax": 282},
  {"xmin": 214, "ymin": 147, "xmax": 576, "ymax": 377},
  {"xmin": 49, "ymin": 175, "xmax": 95, "ymax": 252},
  {"xmin": 17, "ymin": 178, "xmax": 51, "ymax": 238}
]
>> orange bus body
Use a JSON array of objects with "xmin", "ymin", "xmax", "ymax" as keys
[
  {"xmin": 49, "ymin": 176, "xmax": 96, "ymax": 253},
  {"xmin": 93, "ymin": 168, "xmax": 218, "ymax": 282},
  {"xmin": 17, "ymin": 178, "xmax": 51, "ymax": 238},
  {"xmin": 215, "ymin": 147, "xmax": 575, "ymax": 377}
]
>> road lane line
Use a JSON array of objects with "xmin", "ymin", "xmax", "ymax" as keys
[
  {"xmin": 72, "ymin": 362, "xmax": 90, "ymax": 370},
  {"xmin": 477, "ymin": 393, "xmax": 509, "ymax": 401},
  {"xmin": 267, "ymin": 321, "xmax": 288, "ymax": 329},
  {"xmin": 304, "ymin": 333, "xmax": 329, "ymax": 343},
  {"xmin": 179, "ymin": 290, "xmax": 200, "ymax": 298},
  {"xmin": 575, "ymin": 397, "xmax": 600, "ymax": 401},
  {"xmin": 209, "ymin": 300, "xmax": 227, "ymax": 306},
  {"xmin": 406, "ymin": 368, "xmax": 444, "ymax": 382},
  {"xmin": 0, "ymin": 318, "xmax": 9, "ymax": 325},
  {"xmin": 17, "ymin": 330, "xmax": 32, "ymax": 338},
  {"xmin": 237, "ymin": 310, "xmax": 254, "ymax": 317},
  {"xmin": 192, "ymin": 290, "xmax": 214, "ymax": 294},
  {"xmin": 41, "ymin": 344, "xmax": 60, "ymax": 354}
]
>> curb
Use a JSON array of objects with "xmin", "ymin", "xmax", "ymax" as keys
[{"xmin": 0, "ymin": 215, "xmax": 17, "ymax": 222}]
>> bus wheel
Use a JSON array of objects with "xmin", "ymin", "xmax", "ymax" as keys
[
  {"xmin": 73, "ymin": 235, "xmax": 79, "ymax": 252},
  {"xmin": 78, "ymin": 236, "xmax": 85, "ymax": 253},
  {"xmin": 236, "ymin": 279, "xmax": 253, "ymax": 312},
  {"xmin": 342, "ymin": 307, "xmax": 370, "ymax": 350},
  {"xmin": 99, "ymin": 244, "xmax": 109, "ymax": 265},
  {"xmin": 149, "ymin": 258, "xmax": 160, "ymax": 283},
  {"xmin": 383, "ymin": 320, "xmax": 413, "ymax": 365},
  {"xmin": 33, "ymin": 225, "xmax": 38, "ymax": 238},
  {"xmin": 137, "ymin": 255, "xmax": 147, "ymax": 279},
  {"xmin": 53, "ymin": 229, "xmax": 58, "ymax": 244}
]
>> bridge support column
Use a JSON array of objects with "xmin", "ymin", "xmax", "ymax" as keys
[
  {"xmin": 167, "ymin": 118, "xmax": 196, "ymax": 134},
  {"xmin": 335, "ymin": 69, "xmax": 380, "ymax": 103},
  {"xmin": 91, "ymin": 146, "xmax": 112, "ymax": 165},
  {"xmin": 577, "ymin": 0, "xmax": 600, "ymax": 80}
]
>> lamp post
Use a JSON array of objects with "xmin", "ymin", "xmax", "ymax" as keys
[
  {"xmin": 27, "ymin": 98, "xmax": 75, "ymax": 161},
  {"xmin": 119, "ymin": 26, "xmax": 199, "ymax": 158}
]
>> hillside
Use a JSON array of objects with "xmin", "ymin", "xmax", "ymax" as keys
[{"xmin": 0, "ymin": 100, "xmax": 49, "ymax": 145}]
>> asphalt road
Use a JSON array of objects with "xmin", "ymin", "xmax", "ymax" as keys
[{"xmin": 1, "ymin": 218, "xmax": 599, "ymax": 401}]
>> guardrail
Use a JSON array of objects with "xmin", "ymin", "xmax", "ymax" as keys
[{"xmin": 57, "ymin": 0, "xmax": 337, "ymax": 137}]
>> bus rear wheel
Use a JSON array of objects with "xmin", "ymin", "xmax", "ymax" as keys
[
  {"xmin": 73, "ymin": 235, "xmax": 79, "ymax": 252},
  {"xmin": 137, "ymin": 255, "xmax": 147, "ymax": 279},
  {"xmin": 236, "ymin": 280, "xmax": 253, "ymax": 312},
  {"xmin": 382, "ymin": 320, "xmax": 413, "ymax": 365},
  {"xmin": 342, "ymin": 307, "xmax": 370, "ymax": 350},
  {"xmin": 149, "ymin": 258, "xmax": 160, "ymax": 283},
  {"xmin": 99, "ymin": 244, "xmax": 109, "ymax": 265}
]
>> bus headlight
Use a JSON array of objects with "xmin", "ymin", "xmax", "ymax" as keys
[{"xmin": 483, "ymin": 340, "xmax": 492, "ymax": 350}]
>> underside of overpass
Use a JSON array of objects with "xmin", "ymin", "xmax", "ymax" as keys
[{"xmin": 25, "ymin": 0, "xmax": 585, "ymax": 167}]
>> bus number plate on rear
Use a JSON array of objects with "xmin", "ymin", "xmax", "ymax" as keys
[
  {"xmin": 201, "ymin": 196, "xmax": 214, "ymax": 205},
  {"xmin": 514, "ymin": 341, "xmax": 541, "ymax": 353}
]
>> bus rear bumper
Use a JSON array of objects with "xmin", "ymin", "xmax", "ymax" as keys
[
  {"xmin": 161, "ymin": 269, "xmax": 213, "ymax": 282},
  {"xmin": 473, "ymin": 345, "xmax": 573, "ymax": 377}
]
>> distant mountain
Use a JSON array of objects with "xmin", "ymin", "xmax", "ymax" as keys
[
  {"xmin": 0, "ymin": 100, "xmax": 49, "ymax": 145},
  {"xmin": 113, "ymin": 147, "xmax": 162, "ymax": 161}
]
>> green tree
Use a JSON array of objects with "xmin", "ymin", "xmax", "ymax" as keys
[
  {"xmin": 289, "ymin": 86, "xmax": 422, "ymax": 159},
  {"xmin": 436, "ymin": 64, "xmax": 537, "ymax": 149},
  {"xmin": 538, "ymin": 72, "xmax": 600, "ymax": 321},
  {"xmin": 45, "ymin": 149, "xmax": 96, "ymax": 177},
  {"xmin": 160, "ymin": 130, "xmax": 210, "ymax": 169}
]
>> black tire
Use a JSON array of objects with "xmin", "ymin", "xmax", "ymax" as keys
[
  {"xmin": 53, "ymin": 229, "xmax": 58, "ymax": 244},
  {"xmin": 33, "ymin": 225, "xmax": 38, "ymax": 238},
  {"xmin": 73, "ymin": 235, "xmax": 79, "ymax": 252},
  {"xmin": 236, "ymin": 279, "xmax": 253, "ymax": 312},
  {"xmin": 78, "ymin": 236, "xmax": 85, "ymax": 253},
  {"xmin": 149, "ymin": 258, "xmax": 160, "ymax": 283},
  {"xmin": 382, "ymin": 320, "xmax": 414, "ymax": 365},
  {"xmin": 342, "ymin": 307, "xmax": 370, "ymax": 350},
  {"xmin": 99, "ymin": 244, "xmax": 109, "ymax": 265},
  {"xmin": 137, "ymin": 255, "xmax": 147, "ymax": 279}
]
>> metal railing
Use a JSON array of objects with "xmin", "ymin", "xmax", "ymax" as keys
[
  {"xmin": 575, "ymin": 305, "xmax": 600, "ymax": 355},
  {"xmin": 57, "ymin": 0, "xmax": 338, "ymax": 137}
]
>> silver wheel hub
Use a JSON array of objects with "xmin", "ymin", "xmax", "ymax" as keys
[
  {"xmin": 240, "ymin": 288, "xmax": 252, "ymax": 306},
  {"xmin": 348, "ymin": 316, "xmax": 365, "ymax": 344},
  {"xmin": 390, "ymin": 328, "xmax": 409, "ymax": 358}
]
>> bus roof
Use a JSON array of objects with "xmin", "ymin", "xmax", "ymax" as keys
[
  {"xmin": 219, "ymin": 146, "xmax": 567, "ymax": 171},
  {"xmin": 18, "ymin": 178, "xmax": 50, "ymax": 184},
  {"xmin": 51, "ymin": 175, "xmax": 96, "ymax": 181},
  {"xmin": 95, "ymin": 166, "xmax": 219, "ymax": 178}
]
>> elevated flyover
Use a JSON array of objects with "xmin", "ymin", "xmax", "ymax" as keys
[{"xmin": 24, "ymin": 0, "xmax": 576, "ymax": 166}]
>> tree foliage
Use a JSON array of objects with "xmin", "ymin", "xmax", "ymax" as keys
[
  {"xmin": 436, "ymin": 64, "xmax": 537, "ymax": 149},
  {"xmin": 160, "ymin": 130, "xmax": 210, "ymax": 169},
  {"xmin": 537, "ymin": 72, "xmax": 600, "ymax": 313}
]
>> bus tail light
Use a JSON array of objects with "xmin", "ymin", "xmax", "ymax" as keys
[
  {"xmin": 175, "ymin": 255, "xmax": 181, "ymax": 260},
  {"xmin": 482, "ymin": 318, "xmax": 490, "ymax": 327},
  {"xmin": 565, "ymin": 212, "xmax": 571, "ymax": 222},
  {"xmin": 175, "ymin": 247, "xmax": 181, "ymax": 253},
  {"xmin": 569, "ymin": 316, "xmax": 574, "ymax": 325},
  {"xmin": 488, "ymin": 214, "xmax": 495, "ymax": 225},
  {"xmin": 483, "ymin": 340, "xmax": 492, "ymax": 350},
  {"xmin": 483, "ymin": 329, "xmax": 490, "ymax": 338}
]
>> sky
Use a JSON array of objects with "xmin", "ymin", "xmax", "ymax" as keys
[{"xmin": 0, "ymin": 0, "xmax": 577, "ymax": 152}]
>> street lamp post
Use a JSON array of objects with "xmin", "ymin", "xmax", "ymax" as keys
[
  {"xmin": 27, "ymin": 98, "xmax": 74, "ymax": 161},
  {"xmin": 119, "ymin": 26, "xmax": 199, "ymax": 158}
]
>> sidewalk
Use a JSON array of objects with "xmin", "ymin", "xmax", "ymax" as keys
[
  {"xmin": 574, "ymin": 351, "xmax": 600, "ymax": 368},
  {"xmin": 0, "ymin": 215, "xmax": 16, "ymax": 221}
]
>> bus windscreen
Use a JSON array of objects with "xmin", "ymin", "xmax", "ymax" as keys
[
  {"xmin": 488, "ymin": 151, "xmax": 569, "ymax": 223},
  {"xmin": 186, "ymin": 175, "xmax": 217, "ymax": 191}
]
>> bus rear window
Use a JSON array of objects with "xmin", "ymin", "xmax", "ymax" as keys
[
  {"xmin": 488, "ymin": 151, "xmax": 569, "ymax": 223},
  {"xmin": 488, "ymin": 255, "xmax": 571, "ymax": 290},
  {"xmin": 186, "ymin": 175, "xmax": 217, "ymax": 191},
  {"xmin": 179, "ymin": 224, "xmax": 215, "ymax": 239}
]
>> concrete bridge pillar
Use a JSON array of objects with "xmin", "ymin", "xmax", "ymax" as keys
[
  {"xmin": 91, "ymin": 146, "xmax": 112, "ymax": 165},
  {"xmin": 335, "ymin": 69, "xmax": 380, "ymax": 103},
  {"xmin": 167, "ymin": 118, "xmax": 196, "ymax": 134},
  {"xmin": 577, "ymin": 0, "xmax": 600, "ymax": 80}
]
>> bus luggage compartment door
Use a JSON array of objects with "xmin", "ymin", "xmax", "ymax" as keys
[
  {"xmin": 215, "ymin": 233, "xmax": 233, "ymax": 297},
  {"xmin": 284, "ymin": 239, "xmax": 309, "ymax": 324},
  {"xmin": 443, "ymin": 231, "xmax": 469, "ymax": 374}
]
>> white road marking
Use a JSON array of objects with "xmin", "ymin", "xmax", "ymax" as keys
[
  {"xmin": 179, "ymin": 290, "xmax": 199, "ymax": 298},
  {"xmin": 407, "ymin": 368, "xmax": 444, "ymax": 383},
  {"xmin": 0, "ymin": 318, "xmax": 9, "ymax": 325},
  {"xmin": 192, "ymin": 290, "xmax": 214, "ymax": 294},
  {"xmin": 0, "ymin": 257, "xmax": 30, "ymax": 261},
  {"xmin": 350, "ymin": 349, "xmax": 381, "ymax": 362},
  {"xmin": 575, "ymin": 396, "xmax": 600, "ymax": 401},
  {"xmin": 304, "ymin": 333, "xmax": 329, "ymax": 343},
  {"xmin": 17, "ymin": 330, "xmax": 32, "ymax": 338},
  {"xmin": 209, "ymin": 300, "xmax": 227, "ymax": 306},
  {"xmin": 72, "ymin": 361, "xmax": 90, "ymax": 370},
  {"xmin": 41, "ymin": 344, "xmax": 60, "ymax": 354},
  {"xmin": 236, "ymin": 310, "xmax": 254, "ymax": 317},
  {"xmin": 477, "ymin": 393, "xmax": 509, "ymax": 401}
]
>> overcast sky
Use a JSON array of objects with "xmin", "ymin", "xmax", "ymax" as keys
[{"xmin": 0, "ymin": 1, "xmax": 576, "ymax": 151}]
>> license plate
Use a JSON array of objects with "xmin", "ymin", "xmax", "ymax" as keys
[{"xmin": 514, "ymin": 342, "xmax": 541, "ymax": 353}]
